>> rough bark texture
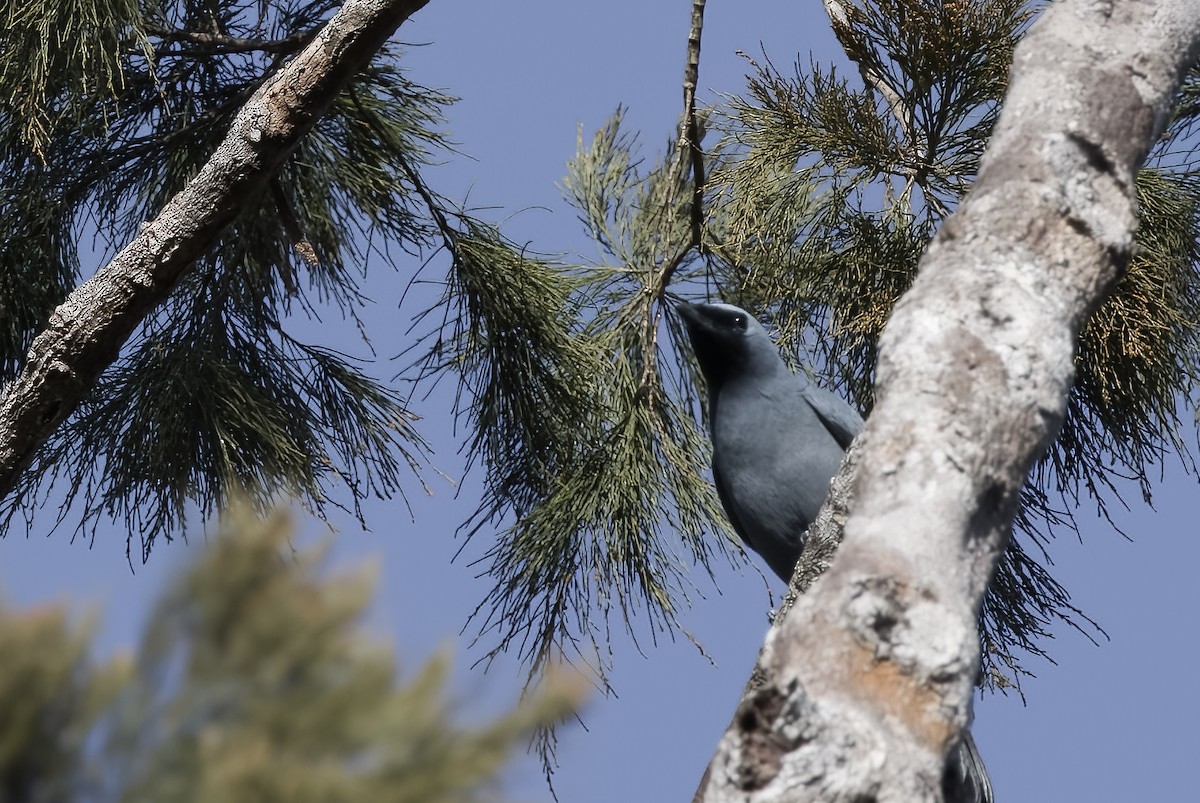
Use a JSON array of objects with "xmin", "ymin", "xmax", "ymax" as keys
[
  {"xmin": 0, "ymin": 0, "xmax": 429, "ymax": 499},
  {"xmin": 699, "ymin": 2, "xmax": 1200, "ymax": 801}
]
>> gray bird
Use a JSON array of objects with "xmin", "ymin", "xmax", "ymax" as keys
[
  {"xmin": 676, "ymin": 301, "xmax": 860, "ymax": 580},
  {"xmin": 677, "ymin": 301, "xmax": 993, "ymax": 803}
]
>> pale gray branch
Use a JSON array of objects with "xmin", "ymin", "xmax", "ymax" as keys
[{"xmin": 699, "ymin": 1, "xmax": 1200, "ymax": 800}]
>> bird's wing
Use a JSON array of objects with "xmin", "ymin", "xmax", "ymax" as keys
[
  {"xmin": 712, "ymin": 459, "xmax": 752, "ymax": 548},
  {"xmin": 799, "ymin": 383, "xmax": 863, "ymax": 450}
]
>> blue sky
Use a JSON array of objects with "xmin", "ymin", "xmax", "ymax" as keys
[{"xmin": 3, "ymin": 1, "xmax": 1198, "ymax": 800}]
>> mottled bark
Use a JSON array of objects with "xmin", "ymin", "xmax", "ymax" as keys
[
  {"xmin": 699, "ymin": 1, "xmax": 1200, "ymax": 800},
  {"xmin": 0, "ymin": 0, "xmax": 429, "ymax": 499}
]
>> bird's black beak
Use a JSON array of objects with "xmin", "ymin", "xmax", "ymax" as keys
[{"xmin": 676, "ymin": 302, "xmax": 705, "ymax": 329}]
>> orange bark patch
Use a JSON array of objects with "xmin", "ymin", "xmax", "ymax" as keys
[{"xmin": 845, "ymin": 635, "xmax": 954, "ymax": 750}]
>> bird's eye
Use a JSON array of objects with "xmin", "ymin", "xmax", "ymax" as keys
[{"xmin": 732, "ymin": 315, "xmax": 747, "ymax": 330}]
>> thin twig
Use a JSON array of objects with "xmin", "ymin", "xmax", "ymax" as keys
[
  {"xmin": 823, "ymin": 0, "xmax": 919, "ymax": 217},
  {"xmin": 681, "ymin": 0, "xmax": 707, "ymax": 256},
  {"xmin": 348, "ymin": 88, "xmax": 459, "ymax": 255},
  {"xmin": 658, "ymin": 0, "xmax": 709, "ymax": 293},
  {"xmin": 823, "ymin": 0, "xmax": 911, "ymax": 140},
  {"xmin": 145, "ymin": 24, "xmax": 319, "ymax": 56},
  {"xmin": 642, "ymin": 0, "xmax": 708, "ymax": 400}
]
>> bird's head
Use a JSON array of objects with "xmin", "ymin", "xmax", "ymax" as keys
[{"xmin": 676, "ymin": 302, "xmax": 785, "ymax": 388}]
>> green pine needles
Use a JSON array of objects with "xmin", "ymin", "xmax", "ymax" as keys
[
  {"xmin": 0, "ymin": 1, "xmax": 448, "ymax": 558},
  {"xmin": 413, "ymin": 121, "xmax": 737, "ymax": 688}
]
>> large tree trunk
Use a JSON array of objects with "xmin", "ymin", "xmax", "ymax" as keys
[
  {"xmin": 698, "ymin": 1, "xmax": 1200, "ymax": 800},
  {"xmin": 0, "ymin": 0, "xmax": 428, "ymax": 500}
]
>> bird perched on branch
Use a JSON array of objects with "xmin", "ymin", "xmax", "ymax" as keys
[
  {"xmin": 677, "ymin": 301, "xmax": 993, "ymax": 803},
  {"xmin": 676, "ymin": 301, "xmax": 860, "ymax": 581}
]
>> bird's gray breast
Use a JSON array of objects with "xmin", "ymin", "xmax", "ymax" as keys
[{"xmin": 712, "ymin": 376, "xmax": 850, "ymax": 580}]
